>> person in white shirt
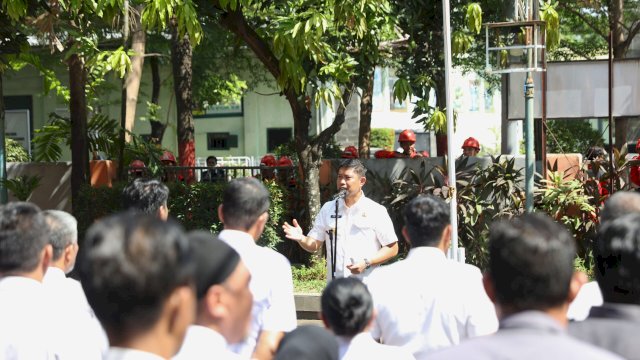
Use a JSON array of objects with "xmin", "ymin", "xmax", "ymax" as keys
[
  {"xmin": 174, "ymin": 231, "xmax": 253, "ymax": 360},
  {"xmin": 77, "ymin": 212, "xmax": 197, "ymax": 360},
  {"xmin": 0, "ymin": 202, "xmax": 54, "ymax": 360},
  {"xmin": 42, "ymin": 210, "xmax": 108, "ymax": 359},
  {"xmin": 218, "ymin": 178, "xmax": 297, "ymax": 359},
  {"xmin": 366, "ymin": 195, "xmax": 498, "ymax": 359},
  {"xmin": 321, "ymin": 277, "xmax": 414, "ymax": 360},
  {"xmin": 283, "ymin": 159, "xmax": 398, "ymax": 282},
  {"xmin": 122, "ymin": 178, "xmax": 170, "ymax": 220}
]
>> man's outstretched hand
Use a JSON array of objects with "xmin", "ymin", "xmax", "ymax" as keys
[{"xmin": 283, "ymin": 219, "xmax": 304, "ymax": 242}]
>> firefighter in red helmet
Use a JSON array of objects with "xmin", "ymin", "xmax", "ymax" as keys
[
  {"xmin": 258, "ymin": 154, "xmax": 277, "ymax": 181},
  {"xmin": 277, "ymin": 155, "xmax": 296, "ymax": 188},
  {"xmin": 341, "ymin": 146, "xmax": 358, "ymax": 159},
  {"xmin": 630, "ymin": 139, "xmax": 640, "ymax": 189},
  {"xmin": 129, "ymin": 160, "xmax": 146, "ymax": 178},
  {"xmin": 160, "ymin": 150, "xmax": 185, "ymax": 182},
  {"xmin": 394, "ymin": 129, "xmax": 424, "ymax": 158},
  {"xmin": 461, "ymin": 137, "xmax": 481, "ymax": 157}
]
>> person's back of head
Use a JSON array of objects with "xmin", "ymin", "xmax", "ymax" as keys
[
  {"xmin": 42, "ymin": 210, "xmax": 78, "ymax": 273},
  {"xmin": 488, "ymin": 213, "xmax": 575, "ymax": 314},
  {"xmin": 77, "ymin": 212, "xmax": 196, "ymax": 352},
  {"xmin": 122, "ymin": 178, "xmax": 170, "ymax": 220},
  {"xmin": 403, "ymin": 195, "xmax": 450, "ymax": 248},
  {"xmin": 188, "ymin": 231, "xmax": 252, "ymax": 344},
  {"xmin": 0, "ymin": 202, "xmax": 50, "ymax": 279},
  {"xmin": 275, "ymin": 325, "xmax": 339, "ymax": 360},
  {"xmin": 600, "ymin": 191, "xmax": 640, "ymax": 225},
  {"xmin": 595, "ymin": 213, "xmax": 640, "ymax": 304},
  {"xmin": 321, "ymin": 277, "xmax": 373, "ymax": 338},
  {"xmin": 220, "ymin": 177, "xmax": 270, "ymax": 231}
]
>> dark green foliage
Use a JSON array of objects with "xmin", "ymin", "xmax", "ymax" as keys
[
  {"xmin": 370, "ymin": 128, "xmax": 395, "ymax": 149},
  {"xmin": 1, "ymin": 175, "xmax": 41, "ymax": 201},
  {"xmin": 75, "ymin": 179, "xmax": 288, "ymax": 250},
  {"xmin": 546, "ymin": 119, "xmax": 604, "ymax": 154},
  {"xmin": 291, "ymin": 258, "xmax": 327, "ymax": 293}
]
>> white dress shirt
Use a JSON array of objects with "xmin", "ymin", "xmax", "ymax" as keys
[
  {"xmin": 0, "ymin": 276, "xmax": 55, "ymax": 359},
  {"xmin": 219, "ymin": 229, "xmax": 297, "ymax": 358},
  {"xmin": 173, "ymin": 325, "xmax": 241, "ymax": 360},
  {"xmin": 105, "ymin": 347, "xmax": 165, "ymax": 360},
  {"xmin": 367, "ymin": 247, "xmax": 499, "ymax": 359},
  {"xmin": 308, "ymin": 193, "xmax": 398, "ymax": 282},
  {"xmin": 43, "ymin": 267, "xmax": 108, "ymax": 359},
  {"xmin": 567, "ymin": 281, "xmax": 603, "ymax": 321},
  {"xmin": 337, "ymin": 332, "xmax": 415, "ymax": 360}
]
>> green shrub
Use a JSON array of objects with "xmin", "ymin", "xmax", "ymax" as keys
[
  {"xmin": 370, "ymin": 128, "xmax": 395, "ymax": 149},
  {"xmin": 546, "ymin": 119, "xmax": 604, "ymax": 154},
  {"xmin": 6, "ymin": 138, "xmax": 30, "ymax": 162},
  {"xmin": 2, "ymin": 175, "xmax": 41, "ymax": 200},
  {"xmin": 75, "ymin": 179, "xmax": 288, "ymax": 250},
  {"xmin": 292, "ymin": 258, "xmax": 327, "ymax": 293}
]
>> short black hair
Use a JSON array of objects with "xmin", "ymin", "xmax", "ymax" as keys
[
  {"xmin": 0, "ymin": 202, "xmax": 48, "ymax": 274},
  {"xmin": 403, "ymin": 195, "xmax": 450, "ymax": 248},
  {"xmin": 585, "ymin": 146, "xmax": 606, "ymax": 161},
  {"xmin": 222, "ymin": 178, "xmax": 270, "ymax": 230},
  {"xmin": 77, "ymin": 212, "xmax": 194, "ymax": 342},
  {"xmin": 595, "ymin": 213, "xmax": 640, "ymax": 304},
  {"xmin": 600, "ymin": 191, "xmax": 640, "ymax": 225},
  {"xmin": 337, "ymin": 159, "xmax": 367, "ymax": 178},
  {"xmin": 206, "ymin": 156, "xmax": 217, "ymax": 164},
  {"xmin": 488, "ymin": 213, "xmax": 575, "ymax": 312},
  {"xmin": 321, "ymin": 277, "xmax": 373, "ymax": 337},
  {"xmin": 122, "ymin": 178, "xmax": 169, "ymax": 215}
]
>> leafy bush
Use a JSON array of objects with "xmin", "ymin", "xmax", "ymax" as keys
[
  {"xmin": 2, "ymin": 175, "xmax": 42, "ymax": 201},
  {"xmin": 546, "ymin": 119, "xmax": 604, "ymax": 154},
  {"xmin": 370, "ymin": 128, "xmax": 395, "ymax": 149},
  {"xmin": 75, "ymin": 179, "xmax": 288, "ymax": 250},
  {"xmin": 6, "ymin": 138, "xmax": 30, "ymax": 162},
  {"xmin": 292, "ymin": 257, "xmax": 326, "ymax": 293}
]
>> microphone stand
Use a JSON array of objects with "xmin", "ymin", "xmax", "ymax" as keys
[{"xmin": 332, "ymin": 197, "xmax": 339, "ymax": 279}]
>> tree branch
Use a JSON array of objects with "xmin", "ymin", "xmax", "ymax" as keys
[
  {"xmin": 313, "ymin": 84, "xmax": 356, "ymax": 147},
  {"xmin": 623, "ymin": 20, "xmax": 640, "ymax": 52},
  {"xmin": 558, "ymin": 3, "xmax": 607, "ymax": 41}
]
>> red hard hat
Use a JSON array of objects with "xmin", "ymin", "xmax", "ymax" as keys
[
  {"xmin": 374, "ymin": 149, "xmax": 394, "ymax": 159},
  {"xmin": 421, "ymin": 150, "xmax": 430, "ymax": 157},
  {"xmin": 461, "ymin": 137, "xmax": 480, "ymax": 150},
  {"xmin": 341, "ymin": 146, "xmax": 358, "ymax": 159},
  {"xmin": 277, "ymin": 156, "xmax": 293, "ymax": 167},
  {"xmin": 130, "ymin": 160, "xmax": 146, "ymax": 169},
  {"xmin": 398, "ymin": 129, "xmax": 417, "ymax": 143},
  {"xmin": 160, "ymin": 150, "xmax": 176, "ymax": 163},
  {"xmin": 260, "ymin": 154, "xmax": 277, "ymax": 167},
  {"xmin": 636, "ymin": 138, "xmax": 640, "ymax": 152}
]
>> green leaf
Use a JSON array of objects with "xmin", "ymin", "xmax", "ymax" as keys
[{"xmin": 466, "ymin": 3, "xmax": 482, "ymax": 34}]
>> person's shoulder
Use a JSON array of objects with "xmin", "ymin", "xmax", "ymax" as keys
[{"xmin": 257, "ymin": 246, "xmax": 292, "ymax": 270}]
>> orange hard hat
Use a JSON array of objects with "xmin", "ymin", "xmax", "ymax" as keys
[
  {"xmin": 260, "ymin": 154, "xmax": 277, "ymax": 167},
  {"xmin": 277, "ymin": 156, "xmax": 294, "ymax": 167},
  {"xmin": 130, "ymin": 160, "xmax": 146, "ymax": 169},
  {"xmin": 398, "ymin": 129, "xmax": 417, "ymax": 143},
  {"xmin": 461, "ymin": 137, "xmax": 480, "ymax": 150},
  {"xmin": 341, "ymin": 146, "xmax": 358, "ymax": 159},
  {"xmin": 160, "ymin": 150, "xmax": 177, "ymax": 163}
]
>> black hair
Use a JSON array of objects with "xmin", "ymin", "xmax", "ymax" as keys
[
  {"xmin": 321, "ymin": 277, "xmax": 373, "ymax": 337},
  {"xmin": 0, "ymin": 202, "xmax": 48, "ymax": 273},
  {"xmin": 403, "ymin": 195, "xmax": 450, "ymax": 248},
  {"xmin": 600, "ymin": 191, "xmax": 640, "ymax": 225},
  {"xmin": 488, "ymin": 213, "xmax": 575, "ymax": 312},
  {"xmin": 221, "ymin": 178, "xmax": 270, "ymax": 230},
  {"xmin": 206, "ymin": 156, "xmax": 218, "ymax": 165},
  {"xmin": 77, "ymin": 212, "xmax": 194, "ymax": 342},
  {"xmin": 595, "ymin": 213, "xmax": 640, "ymax": 304},
  {"xmin": 585, "ymin": 146, "xmax": 606, "ymax": 161},
  {"xmin": 337, "ymin": 159, "xmax": 367, "ymax": 178},
  {"xmin": 122, "ymin": 178, "xmax": 169, "ymax": 216}
]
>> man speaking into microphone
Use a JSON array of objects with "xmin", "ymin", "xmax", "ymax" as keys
[{"xmin": 283, "ymin": 159, "xmax": 398, "ymax": 282}]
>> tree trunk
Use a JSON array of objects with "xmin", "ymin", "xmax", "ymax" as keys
[
  {"xmin": 171, "ymin": 21, "xmax": 195, "ymax": 182},
  {"xmin": 148, "ymin": 56, "xmax": 167, "ymax": 144},
  {"xmin": 68, "ymin": 52, "xmax": 89, "ymax": 214},
  {"xmin": 358, "ymin": 69, "xmax": 374, "ymax": 159},
  {"xmin": 124, "ymin": 6, "xmax": 146, "ymax": 142},
  {"xmin": 0, "ymin": 73, "xmax": 7, "ymax": 203}
]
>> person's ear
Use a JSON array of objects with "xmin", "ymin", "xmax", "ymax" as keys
[
  {"xmin": 41, "ymin": 244, "xmax": 53, "ymax": 271},
  {"xmin": 319, "ymin": 312, "xmax": 330, "ymax": 330},
  {"xmin": 568, "ymin": 271, "xmax": 588, "ymax": 303},
  {"xmin": 63, "ymin": 244, "xmax": 75, "ymax": 266},
  {"xmin": 360, "ymin": 175, "xmax": 367, "ymax": 187},
  {"xmin": 440, "ymin": 224, "xmax": 452, "ymax": 250},
  {"xmin": 167, "ymin": 285, "xmax": 197, "ymax": 336},
  {"xmin": 482, "ymin": 273, "xmax": 497, "ymax": 303},
  {"xmin": 218, "ymin": 205, "xmax": 225, "ymax": 225},
  {"xmin": 401, "ymin": 226, "xmax": 412, "ymax": 247},
  {"xmin": 208, "ymin": 285, "xmax": 227, "ymax": 319}
]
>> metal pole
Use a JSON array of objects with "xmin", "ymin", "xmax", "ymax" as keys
[
  {"xmin": 525, "ymin": 74, "xmax": 534, "ymax": 212},
  {"xmin": 442, "ymin": 0, "xmax": 459, "ymax": 261},
  {"xmin": 608, "ymin": 30, "xmax": 614, "ymax": 194},
  {"xmin": 0, "ymin": 74, "xmax": 7, "ymax": 204}
]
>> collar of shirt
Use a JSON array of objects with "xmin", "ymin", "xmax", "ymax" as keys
[
  {"xmin": 499, "ymin": 311, "xmax": 565, "ymax": 334},
  {"xmin": 405, "ymin": 246, "xmax": 447, "ymax": 263},
  {"xmin": 43, "ymin": 266, "xmax": 66, "ymax": 283},
  {"xmin": 175, "ymin": 325, "xmax": 240, "ymax": 360},
  {"xmin": 588, "ymin": 302, "xmax": 640, "ymax": 323},
  {"xmin": 219, "ymin": 229, "xmax": 256, "ymax": 254},
  {"xmin": 185, "ymin": 325, "xmax": 228, "ymax": 348},
  {"xmin": 106, "ymin": 347, "xmax": 165, "ymax": 360},
  {"xmin": 340, "ymin": 191, "xmax": 366, "ymax": 212},
  {"xmin": 0, "ymin": 275, "xmax": 42, "ymax": 290}
]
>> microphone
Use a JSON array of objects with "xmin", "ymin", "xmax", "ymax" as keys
[{"xmin": 333, "ymin": 189, "xmax": 347, "ymax": 200}]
